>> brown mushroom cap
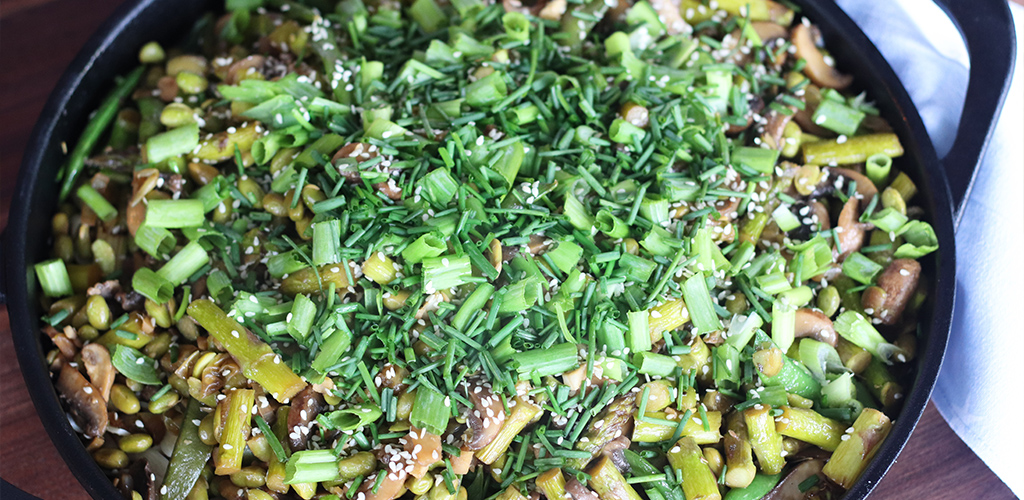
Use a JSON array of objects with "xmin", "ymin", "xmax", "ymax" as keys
[
  {"xmin": 463, "ymin": 379, "xmax": 506, "ymax": 450},
  {"xmin": 763, "ymin": 459, "xmax": 827, "ymax": 500},
  {"xmin": 825, "ymin": 167, "xmax": 879, "ymax": 211},
  {"xmin": 286, "ymin": 385, "xmax": 325, "ymax": 451},
  {"xmin": 56, "ymin": 364, "xmax": 108, "ymax": 439},
  {"xmin": 791, "ymin": 24, "xmax": 853, "ymax": 90},
  {"xmin": 565, "ymin": 478, "xmax": 600, "ymax": 500},
  {"xmin": 870, "ymin": 259, "xmax": 922, "ymax": 325},
  {"xmin": 835, "ymin": 197, "xmax": 872, "ymax": 262},
  {"xmin": 81, "ymin": 343, "xmax": 115, "ymax": 401},
  {"xmin": 794, "ymin": 308, "xmax": 838, "ymax": 347}
]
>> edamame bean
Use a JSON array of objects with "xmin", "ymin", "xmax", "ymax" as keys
[
  {"xmin": 300, "ymin": 184, "xmax": 325, "ymax": 210},
  {"xmin": 79, "ymin": 325, "xmax": 100, "ymax": 341},
  {"xmin": 110, "ymin": 384, "xmax": 141, "ymax": 414},
  {"xmin": 338, "ymin": 452, "xmax": 376, "ymax": 481},
  {"xmin": 166, "ymin": 55, "xmax": 208, "ymax": 77},
  {"xmin": 881, "ymin": 187, "xmax": 906, "ymax": 215},
  {"xmin": 623, "ymin": 238, "xmax": 639, "ymax": 256},
  {"xmin": 86, "ymin": 295, "xmax": 111, "ymax": 330},
  {"xmin": 139, "ymin": 42, "xmax": 165, "ymax": 63},
  {"xmin": 119, "ymin": 433, "xmax": 154, "ymax": 453},
  {"xmin": 817, "ymin": 286, "xmax": 841, "ymax": 318},
  {"xmin": 725, "ymin": 293, "xmax": 749, "ymax": 315},
  {"xmin": 408, "ymin": 473, "xmax": 433, "ymax": 495},
  {"xmin": 145, "ymin": 299, "xmax": 173, "ymax": 329},
  {"xmin": 176, "ymin": 72, "xmax": 209, "ymax": 95},
  {"xmin": 160, "ymin": 103, "xmax": 196, "ymax": 128},
  {"xmin": 261, "ymin": 193, "xmax": 288, "ymax": 217},
  {"xmin": 94, "ymin": 448, "xmax": 129, "ymax": 469},
  {"xmin": 91, "ymin": 239, "xmax": 116, "ymax": 275},
  {"xmin": 230, "ymin": 466, "xmax": 267, "ymax": 488},
  {"xmin": 149, "ymin": 391, "xmax": 180, "ymax": 414},
  {"xmin": 144, "ymin": 332, "xmax": 173, "ymax": 359},
  {"xmin": 246, "ymin": 490, "xmax": 274, "ymax": 500},
  {"xmin": 237, "ymin": 177, "xmax": 265, "ymax": 209}
]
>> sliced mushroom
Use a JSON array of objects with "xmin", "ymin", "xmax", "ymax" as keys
[
  {"xmin": 762, "ymin": 108, "xmax": 796, "ymax": 151},
  {"xmin": 404, "ymin": 427, "xmax": 442, "ymax": 477},
  {"xmin": 794, "ymin": 308, "xmax": 838, "ymax": 346},
  {"xmin": 87, "ymin": 280, "xmax": 123, "ymax": 301},
  {"xmin": 44, "ymin": 325, "xmax": 78, "ymax": 361},
  {"xmin": 824, "ymin": 167, "xmax": 878, "ymax": 211},
  {"xmin": 117, "ymin": 459, "xmax": 157, "ymax": 500},
  {"xmin": 763, "ymin": 459, "xmax": 827, "ymax": 500},
  {"xmin": 793, "ymin": 85, "xmax": 835, "ymax": 137},
  {"xmin": 286, "ymin": 385, "xmax": 325, "ymax": 451},
  {"xmin": 865, "ymin": 259, "xmax": 921, "ymax": 325},
  {"xmin": 600, "ymin": 436, "xmax": 631, "ymax": 472},
  {"xmin": 791, "ymin": 24, "xmax": 852, "ymax": 90},
  {"xmin": 359, "ymin": 469, "xmax": 407, "ymax": 500},
  {"xmin": 463, "ymin": 379, "xmax": 506, "ymax": 450},
  {"xmin": 56, "ymin": 364, "xmax": 108, "ymax": 439},
  {"xmin": 81, "ymin": 343, "xmax": 115, "ymax": 401},
  {"xmin": 835, "ymin": 197, "xmax": 871, "ymax": 262},
  {"xmin": 565, "ymin": 478, "xmax": 601, "ymax": 500}
]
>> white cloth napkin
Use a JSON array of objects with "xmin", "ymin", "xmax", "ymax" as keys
[{"xmin": 835, "ymin": 0, "xmax": 1024, "ymax": 496}]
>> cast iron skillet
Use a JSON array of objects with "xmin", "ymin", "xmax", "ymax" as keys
[{"xmin": 1, "ymin": 0, "xmax": 1014, "ymax": 498}]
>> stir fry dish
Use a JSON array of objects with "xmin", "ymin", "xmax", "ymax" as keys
[{"xmin": 34, "ymin": 0, "xmax": 942, "ymax": 498}]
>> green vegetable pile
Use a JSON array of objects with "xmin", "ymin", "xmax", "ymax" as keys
[{"xmin": 35, "ymin": 0, "xmax": 940, "ymax": 499}]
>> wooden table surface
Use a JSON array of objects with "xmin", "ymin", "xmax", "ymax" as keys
[{"xmin": 0, "ymin": 0, "xmax": 1018, "ymax": 498}]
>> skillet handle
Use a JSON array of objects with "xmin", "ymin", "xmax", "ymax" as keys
[{"xmin": 931, "ymin": 0, "xmax": 1016, "ymax": 225}]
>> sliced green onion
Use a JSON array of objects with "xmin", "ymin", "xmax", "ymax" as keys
[
  {"xmin": 811, "ymin": 99, "xmax": 865, "ymax": 136},
  {"xmin": 732, "ymin": 147, "xmax": 779, "ymax": 174},
  {"xmin": 402, "ymin": 233, "xmax": 447, "ymax": 265},
  {"xmin": 318, "ymin": 403, "xmax": 383, "ymax": 432},
  {"xmin": 894, "ymin": 220, "xmax": 939, "ymax": 258},
  {"xmin": 312, "ymin": 219, "xmax": 342, "ymax": 266},
  {"xmin": 618, "ymin": 253, "xmax": 657, "ymax": 283},
  {"xmin": 132, "ymin": 268, "xmax": 174, "ymax": 303},
  {"xmin": 465, "ymin": 71, "xmax": 508, "ymax": 108},
  {"xmin": 609, "ymin": 118, "xmax": 647, "ymax": 144},
  {"xmin": 683, "ymin": 274, "xmax": 722, "ymax": 334},
  {"xmin": 144, "ymin": 199, "xmax": 205, "ymax": 228},
  {"xmin": 157, "ymin": 241, "xmax": 210, "ymax": 285},
  {"xmin": 564, "ymin": 194, "xmax": 595, "ymax": 231},
  {"xmin": 111, "ymin": 345, "xmax": 162, "ymax": 385},
  {"xmin": 869, "ymin": 207, "xmax": 908, "ymax": 233},
  {"xmin": 841, "ymin": 252, "xmax": 883, "ymax": 285},
  {"xmin": 547, "ymin": 240, "xmax": 584, "ymax": 274},
  {"xmin": 865, "ymin": 153, "xmax": 892, "ymax": 185},
  {"xmin": 513, "ymin": 343, "xmax": 579, "ymax": 380},
  {"xmin": 633, "ymin": 351, "xmax": 677, "ymax": 376},
  {"xmin": 452, "ymin": 283, "xmax": 495, "ymax": 331},
  {"xmin": 76, "ymin": 185, "xmax": 118, "ymax": 222},
  {"xmin": 135, "ymin": 225, "xmax": 176, "ymax": 259},
  {"xmin": 408, "ymin": 0, "xmax": 447, "ymax": 32},
  {"xmin": 285, "ymin": 449, "xmax": 341, "ymax": 484},
  {"xmin": 34, "ymin": 259, "xmax": 73, "ymax": 297},
  {"xmin": 771, "ymin": 205, "xmax": 801, "ymax": 232},
  {"xmin": 833, "ymin": 311, "xmax": 898, "ymax": 363},
  {"xmin": 287, "ymin": 294, "xmax": 317, "ymax": 341},
  {"xmin": 626, "ymin": 310, "xmax": 651, "ymax": 354},
  {"xmin": 146, "ymin": 123, "xmax": 199, "ymax": 164},
  {"xmin": 422, "ymin": 254, "xmax": 473, "ymax": 292},
  {"xmin": 311, "ymin": 325, "xmax": 353, "ymax": 374},
  {"xmin": 421, "ymin": 168, "xmax": 459, "ymax": 207},
  {"xmin": 497, "ymin": 277, "xmax": 543, "ymax": 314},
  {"xmin": 410, "ymin": 384, "xmax": 451, "ymax": 435}
]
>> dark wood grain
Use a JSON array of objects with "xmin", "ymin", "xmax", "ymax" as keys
[{"xmin": 0, "ymin": 0, "xmax": 1017, "ymax": 499}]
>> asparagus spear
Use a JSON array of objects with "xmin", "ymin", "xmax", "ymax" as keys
[
  {"xmin": 743, "ymin": 405, "xmax": 785, "ymax": 475},
  {"xmin": 215, "ymin": 388, "xmax": 254, "ymax": 475},
  {"xmin": 536, "ymin": 468, "xmax": 568, "ymax": 500},
  {"xmin": 774, "ymin": 406, "xmax": 844, "ymax": 452},
  {"xmin": 822, "ymin": 408, "xmax": 892, "ymax": 488},
  {"xmin": 476, "ymin": 396, "xmax": 541, "ymax": 464},
  {"xmin": 723, "ymin": 413, "xmax": 756, "ymax": 489},
  {"xmin": 568, "ymin": 394, "xmax": 636, "ymax": 469},
  {"xmin": 667, "ymin": 436, "xmax": 721, "ymax": 500},
  {"xmin": 586, "ymin": 455, "xmax": 643, "ymax": 500},
  {"xmin": 187, "ymin": 299, "xmax": 307, "ymax": 403}
]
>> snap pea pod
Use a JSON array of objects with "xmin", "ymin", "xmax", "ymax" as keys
[
  {"xmin": 58, "ymin": 65, "xmax": 145, "ymax": 201},
  {"xmin": 722, "ymin": 473, "xmax": 782, "ymax": 500},
  {"xmin": 161, "ymin": 398, "xmax": 213, "ymax": 500},
  {"xmin": 622, "ymin": 450, "xmax": 684, "ymax": 500}
]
